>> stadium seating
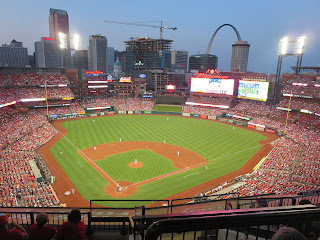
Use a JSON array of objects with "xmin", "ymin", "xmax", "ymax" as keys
[
  {"xmin": 0, "ymin": 72, "xmax": 319, "ymax": 209},
  {"xmin": 80, "ymin": 96, "xmax": 154, "ymax": 111}
]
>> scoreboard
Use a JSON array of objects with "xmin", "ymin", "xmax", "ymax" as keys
[
  {"xmin": 190, "ymin": 78, "xmax": 234, "ymax": 95},
  {"xmin": 238, "ymin": 80, "xmax": 269, "ymax": 101}
]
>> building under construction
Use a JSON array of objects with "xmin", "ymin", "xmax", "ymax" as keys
[
  {"xmin": 125, "ymin": 37, "xmax": 173, "ymax": 75},
  {"xmin": 124, "ymin": 37, "xmax": 188, "ymax": 92}
]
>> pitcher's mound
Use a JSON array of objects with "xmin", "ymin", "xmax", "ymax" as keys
[{"xmin": 129, "ymin": 162, "xmax": 143, "ymax": 168}]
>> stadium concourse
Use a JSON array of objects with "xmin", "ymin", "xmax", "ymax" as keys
[{"xmin": 0, "ymin": 72, "xmax": 319, "ymax": 208}]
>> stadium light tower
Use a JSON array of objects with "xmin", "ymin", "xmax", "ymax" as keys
[
  {"xmin": 59, "ymin": 32, "xmax": 81, "ymax": 67},
  {"xmin": 59, "ymin": 32, "xmax": 67, "ymax": 49},
  {"xmin": 273, "ymin": 35, "xmax": 306, "ymax": 105},
  {"xmin": 294, "ymin": 36, "xmax": 305, "ymax": 71},
  {"xmin": 73, "ymin": 33, "xmax": 81, "ymax": 51},
  {"xmin": 59, "ymin": 32, "xmax": 67, "ymax": 68}
]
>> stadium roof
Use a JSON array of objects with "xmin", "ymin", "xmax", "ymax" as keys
[{"xmin": 291, "ymin": 66, "xmax": 320, "ymax": 75}]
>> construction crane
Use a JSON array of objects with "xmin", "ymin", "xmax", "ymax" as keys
[{"xmin": 104, "ymin": 20, "xmax": 177, "ymax": 39}]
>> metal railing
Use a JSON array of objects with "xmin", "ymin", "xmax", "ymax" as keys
[
  {"xmin": 1, "ymin": 193, "xmax": 319, "ymax": 238},
  {"xmin": 144, "ymin": 206, "xmax": 320, "ymax": 240}
]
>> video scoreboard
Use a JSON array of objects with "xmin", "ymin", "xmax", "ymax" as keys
[{"xmin": 238, "ymin": 80, "xmax": 269, "ymax": 101}]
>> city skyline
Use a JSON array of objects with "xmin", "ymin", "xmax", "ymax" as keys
[{"xmin": 1, "ymin": 0, "xmax": 320, "ymax": 74}]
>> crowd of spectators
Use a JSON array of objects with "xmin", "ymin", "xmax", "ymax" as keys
[
  {"xmin": 281, "ymin": 74, "xmax": 320, "ymax": 97},
  {"xmin": 0, "ymin": 76, "xmax": 61, "ymax": 207},
  {"xmin": 80, "ymin": 97, "xmax": 154, "ymax": 111},
  {"xmin": 186, "ymin": 96, "xmax": 232, "ymax": 107},
  {"xmin": 0, "ymin": 73, "xmax": 69, "ymax": 86},
  {"xmin": 0, "ymin": 87, "xmax": 74, "ymax": 101},
  {"xmin": 300, "ymin": 100, "xmax": 320, "ymax": 113},
  {"xmin": 231, "ymin": 99, "xmax": 276, "ymax": 117},
  {"xmin": 278, "ymin": 99, "xmax": 303, "ymax": 109},
  {"xmin": 0, "ymin": 73, "xmax": 73, "ymax": 106},
  {"xmin": 182, "ymin": 105, "xmax": 222, "ymax": 116},
  {"xmin": 0, "ymin": 208, "xmax": 86, "ymax": 240},
  {"xmin": 0, "ymin": 151, "xmax": 59, "ymax": 207}
]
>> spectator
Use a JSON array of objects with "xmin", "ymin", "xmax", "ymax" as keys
[
  {"xmin": 271, "ymin": 227, "xmax": 307, "ymax": 240},
  {"xmin": 53, "ymin": 209, "xmax": 86, "ymax": 240},
  {"xmin": 29, "ymin": 213, "xmax": 57, "ymax": 240},
  {"xmin": 0, "ymin": 213, "xmax": 27, "ymax": 240}
]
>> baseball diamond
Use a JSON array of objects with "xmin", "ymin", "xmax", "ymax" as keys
[{"xmin": 37, "ymin": 114, "xmax": 277, "ymax": 208}]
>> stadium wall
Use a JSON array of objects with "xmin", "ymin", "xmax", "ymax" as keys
[{"xmin": 155, "ymin": 96, "xmax": 186, "ymax": 105}]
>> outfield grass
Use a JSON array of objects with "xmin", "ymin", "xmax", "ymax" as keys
[
  {"xmin": 153, "ymin": 104, "xmax": 182, "ymax": 112},
  {"xmin": 50, "ymin": 115, "xmax": 266, "ymax": 206}
]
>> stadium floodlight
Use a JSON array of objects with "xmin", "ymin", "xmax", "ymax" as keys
[
  {"xmin": 294, "ymin": 36, "xmax": 305, "ymax": 55},
  {"xmin": 59, "ymin": 32, "xmax": 67, "ymax": 49},
  {"xmin": 73, "ymin": 34, "xmax": 81, "ymax": 50},
  {"xmin": 278, "ymin": 37, "xmax": 288, "ymax": 55}
]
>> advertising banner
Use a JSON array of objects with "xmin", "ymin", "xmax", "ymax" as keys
[
  {"xmin": 266, "ymin": 128, "xmax": 275, "ymax": 133},
  {"xmin": 255, "ymin": 126, "xmax": 265, "ymax": 131},
  {"xmin": 182, "ymin": 113, "xmax": 190, "ymax": 117},
  {"xmin": 208, "ymin": 116, "xmax": 216, "ymax": 120},
  {"xmin": 200, "ymin": 115, "xmax": 207, "ymax": 119}
]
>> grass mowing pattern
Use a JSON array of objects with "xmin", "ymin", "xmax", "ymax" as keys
[
  {"xmin": 96, "ymin": 150, "xmax": 178, "ymax": 183},
  {"xmin": 50, "ymin": 115, "xmax": 266, "ymax": 205},
  {"xmin": 153, "ymin": 104, "xmax": 182, "ymax": 112}
]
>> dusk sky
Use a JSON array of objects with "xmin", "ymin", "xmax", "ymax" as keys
[{"xmin": 1, "ymin": 0, "xmax": 320, "ymax": 74}]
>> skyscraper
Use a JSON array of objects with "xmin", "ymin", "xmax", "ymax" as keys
[
  {"xmin": 88, "ymin": 34, "xmax": 107, "ymax": 72},
  {"xmin": 0, "ymin": 40, "xmax": 28, "ymax": 67},
  {"xmin": 49, "ymin": 8, "xmax": 71, "ymax": 67},
  {"xmin": 231, "ymin": 41, "xmax": 250, "ymax": 72},
  {"xmin": 73, "ymin": 50, "xmax": 88, "ymax": 70},
  {"xmin": 188, "ymin": 54, "xmax": 218, "ymax": 73},
  {"xmin": 125, "ymin": 37, "xmax": 172, "ymax": 76},
  {"xmin": 171, "ymin": 50, "xmax": 188, "ymax": 72},
  {"xmin": 35, "ymin": 37, "xmax": 61, "ymax": 68},
  {"xmin": 107, "ymin": 47, "xmax": 115, "ymax": 74}
]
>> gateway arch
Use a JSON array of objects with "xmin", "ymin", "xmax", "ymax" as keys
[{"xmin": 206, "ymin": 24, "xmax": 249, "ymax": 72}]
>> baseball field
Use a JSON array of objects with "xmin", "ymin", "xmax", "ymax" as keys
[{"xmin": 38, "ymin": 114, "xmax": 277, "ymax": 207}]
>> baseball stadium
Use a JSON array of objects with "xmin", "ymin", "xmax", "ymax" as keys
[{"xmin": 0, "ymin": 66, "xmax": 319, "ymax": 239}]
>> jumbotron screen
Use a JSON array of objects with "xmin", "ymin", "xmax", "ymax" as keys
[
  {"xmin": 190, "ymin": 78, "xmax": 234, "ymax": 95},
  {"xmin": 238, "ymin": 80, "xmax": 269, "ymax": 101}
]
